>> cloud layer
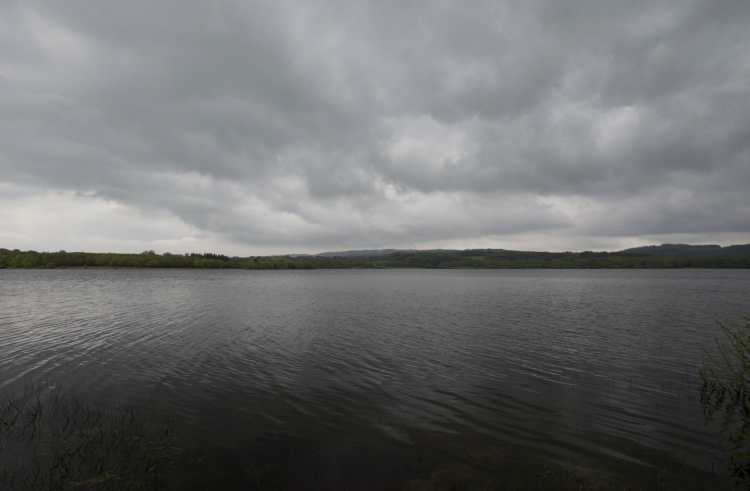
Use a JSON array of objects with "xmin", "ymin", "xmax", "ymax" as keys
[{"xmin": 2, "ymin": 0, "xmax": 749, "ymax": 253}]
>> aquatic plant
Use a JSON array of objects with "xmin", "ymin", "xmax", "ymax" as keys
[
  {"xmin": 0, "ymin": 384, "xmax": 177, "ymax": 490},
  {"xmin": 699, "ymin": 315, "xmax": 750, "ymax": 486}
]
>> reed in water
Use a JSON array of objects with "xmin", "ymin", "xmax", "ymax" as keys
[{"xmin": 0, "ymin": 384, "xmax": 177, "ymax": 490}]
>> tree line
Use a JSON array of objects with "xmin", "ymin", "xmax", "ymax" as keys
[
  {"xmin": 0, "ymin": 249, "xmax": 314, "ymax": 270},
  {"xmin": 622, "ymin": 243, "xmax": 750, "ymax": 257},
  {"xmin": 363, "ymin": 250, "xmax": 750, "ymax": 269},
  {"xmin": 1, "ymin": 248, "xmax": 749, "ymax": 270}
]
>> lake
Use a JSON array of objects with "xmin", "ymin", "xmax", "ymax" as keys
[{"xmin": 1, "ymin": 269, "xmax": 748, "ymax": 489}]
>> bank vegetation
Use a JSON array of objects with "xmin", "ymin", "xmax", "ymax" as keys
[{"xmin": 2, "ymin": 248, "xmax": 749, "ymax": 270}]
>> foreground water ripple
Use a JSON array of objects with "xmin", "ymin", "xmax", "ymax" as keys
[{"xmin": 1, "ymin": 268, "xmax": 748, "ymax": 482}]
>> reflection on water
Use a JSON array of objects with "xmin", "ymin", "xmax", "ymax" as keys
[{"xmin": 1, "ymin": 269, "xmax": 748, "ymax": 489}]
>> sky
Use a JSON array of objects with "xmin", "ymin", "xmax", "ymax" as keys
[{"xmin": 1, "ymin": 0, "xmax": 749, "ymax": 255}]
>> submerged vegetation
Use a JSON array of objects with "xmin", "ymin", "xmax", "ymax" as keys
[
  {"xmin": 0, "ymin": 387, "xmax": 728, "ymax": 491},
  {"xmin": 1, "ymin": 248, "xmax": 750, "ymax": 270},
  {"xmin": 0, "ymin": 385, "xmax": 177, "ymax": 490},
  {"xmin": 700, "ymin": 316, "xmax": 750, "ymax": 487}
]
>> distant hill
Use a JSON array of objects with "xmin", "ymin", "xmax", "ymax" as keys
[
  {"xmin": 621, "ymin": 243, "xmax": 750, "ymax": 257},
  {"xmin": 314, "ymin": 249, "xmax": 401, "ymax": 257},
  {"xmin": 313, "ymin": 248, "xmax": 470, "ymax": 257},
  {"xmin": 278, "ymin": 248, "xmax": 467, "ymax": 258}
]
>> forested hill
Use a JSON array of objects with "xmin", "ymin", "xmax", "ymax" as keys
[
  {"xmin": 621, "ymin": 244, "xmax": 750, "ymax": 257},
  {"xmin": 2, "ymin": 248, "xmax": 750, "ymax": 269}
]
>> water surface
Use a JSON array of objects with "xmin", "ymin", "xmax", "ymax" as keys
[{"xmin": 1, "ymin": 269, "xmax": 747, "ymax": 488}]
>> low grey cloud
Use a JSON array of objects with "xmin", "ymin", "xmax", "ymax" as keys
[{"xmin": 1, "ymin": 0, "xmax": 749, "ymax": 253}]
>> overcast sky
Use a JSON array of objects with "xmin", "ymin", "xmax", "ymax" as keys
[{"xmin": 1, "ymin": 0, "xmax": 749, "ymax": 255}]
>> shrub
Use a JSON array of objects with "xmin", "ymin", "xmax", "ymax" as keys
[{"xmin": 699, "ymin": 316, "xmax": 750, "ymax": 484}]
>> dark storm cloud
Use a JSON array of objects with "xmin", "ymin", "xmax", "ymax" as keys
[{"xmin": 1, "ymin": 0, "xmax": 749, "ymax": 250}]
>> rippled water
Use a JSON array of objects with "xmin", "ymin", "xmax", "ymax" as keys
[{"xmin": 1, "ymin": 269, "xmax": 748, "ymax": 488}]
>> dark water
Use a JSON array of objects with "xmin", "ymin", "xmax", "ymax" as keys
[{"xmin": 1, "ymin": 269, "xmax": 748, "ymax": 489}]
